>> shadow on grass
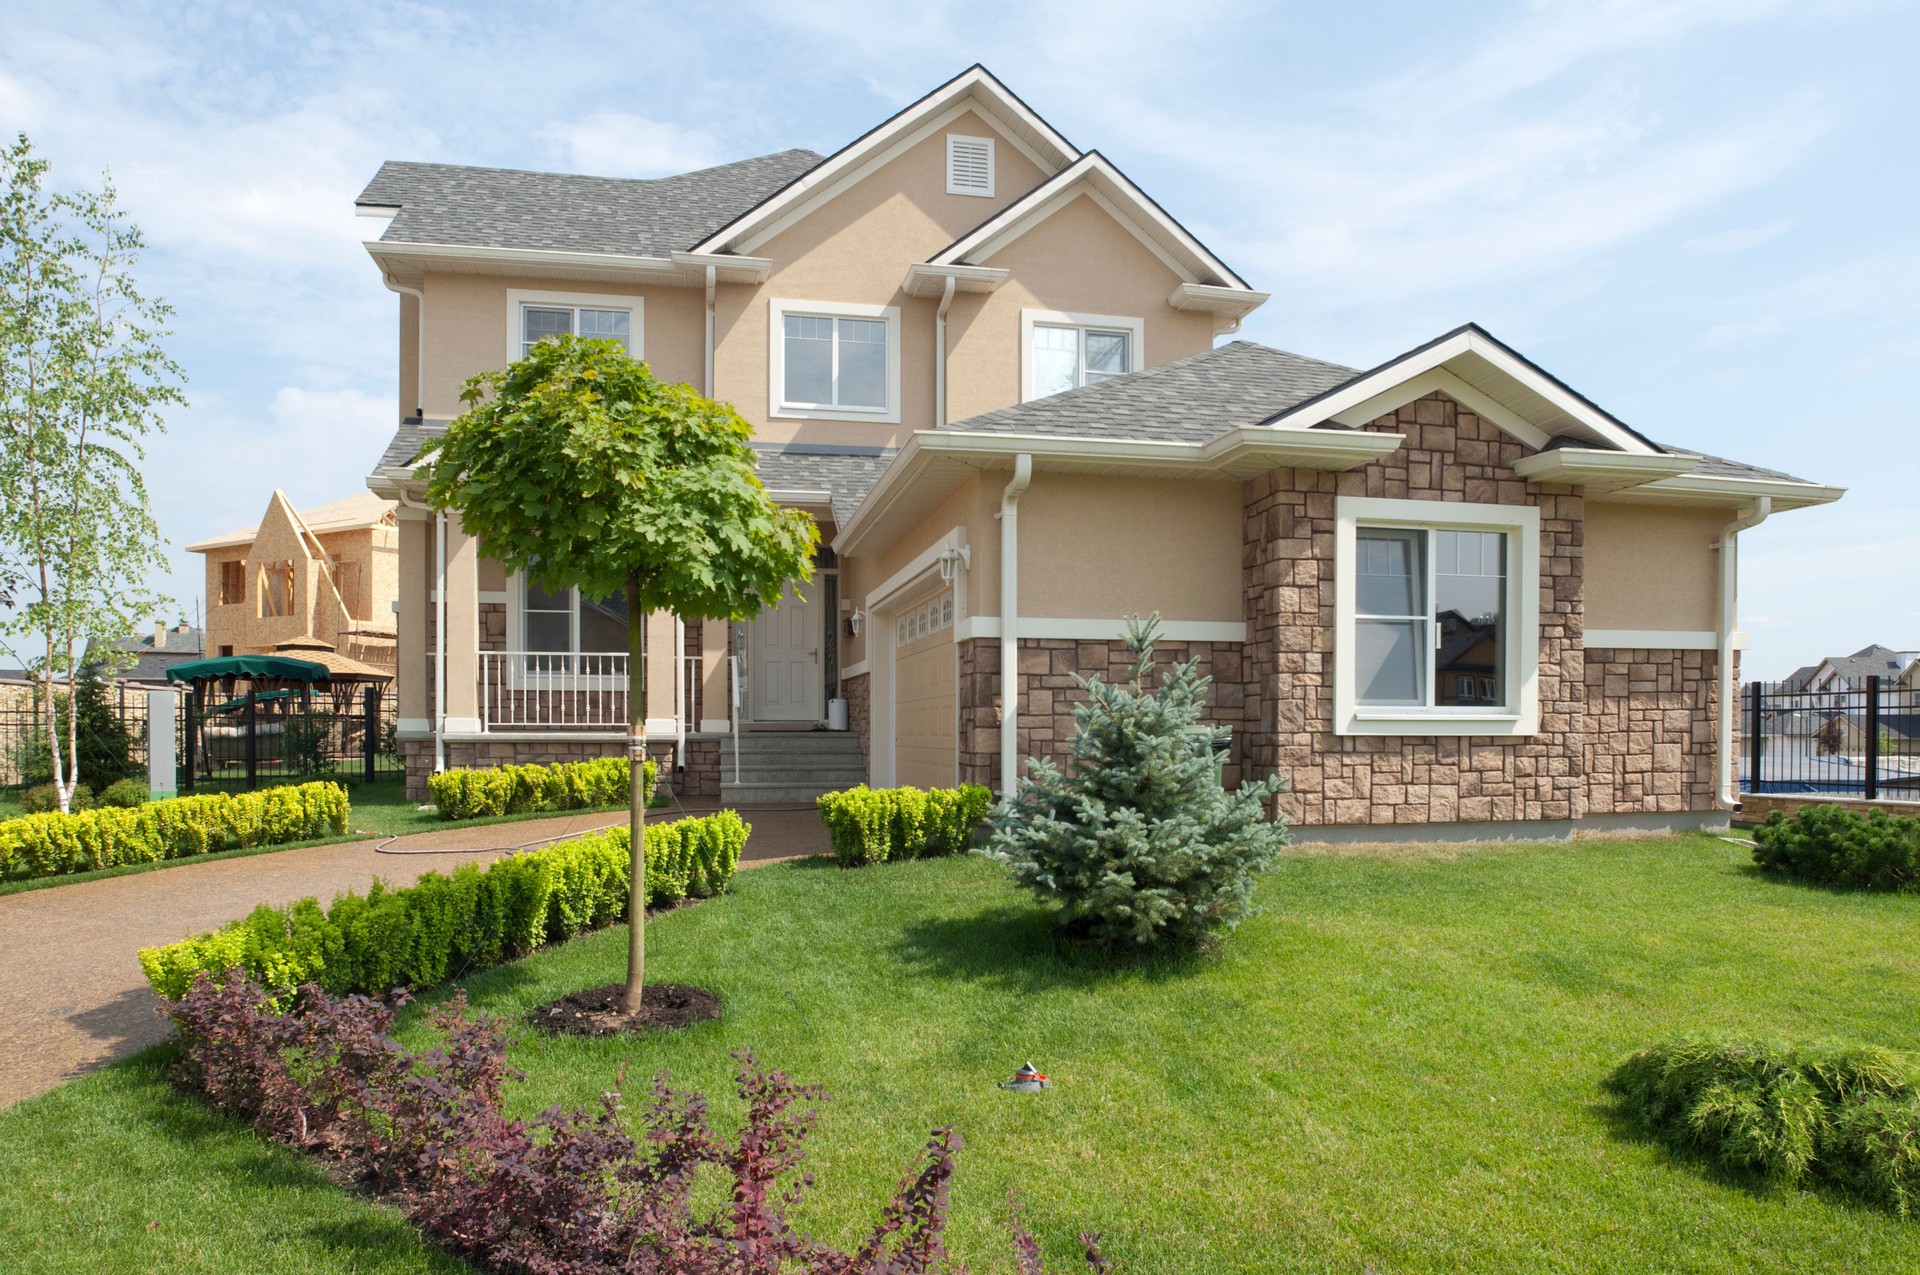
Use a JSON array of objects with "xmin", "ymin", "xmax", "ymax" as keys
[
  {"xmin": 893, "ymin": 901, "xmax": 1213, "ymax": 993},
  {"xmin": 1588, "ymin": 1095, "xmax": 1803, "ymax": 1204}
]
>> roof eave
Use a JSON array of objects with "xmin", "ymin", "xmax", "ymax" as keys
[
  {"xmin": 1510, "ymin": 449, "xmax": 1701, "ymax": 494},
  {"xmin": 1600, "ymin": 474, "xmax": 1847, "ymax": 511}
]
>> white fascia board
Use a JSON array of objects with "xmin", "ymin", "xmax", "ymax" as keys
[
  {"xmin": 1624, "ymin": 474, "xmax": 1847, "ymax": 508},
  {"xmin": 1511, "ymin": 449, "xmax": 1701, "ymax": 488},
  {"xmin": 669, "ymin": 250, "xmax": 773, "ymax": 282},
  {"xmin": 693, "ymin": 67, "xmax": 1079, "ymax": 255},
  {"xmin": 365, "ymin": 239, "xmax": 680, "ymax": 281},
  {"xmin": 902, "ymin": 262, "xmax": 1010, "ymax": 296},
  {"xmin": 762, "ymin": 487, "xmax": 835, "ymax": 508},
  {"xmin": 1275, "ymin": 328, "xmax": 1655, "ymax": 455},
  {"xmin": 1203, "ymin": 426, "xmax": 1405, "ymax": 474},
  {"xmin": 1168, "ymin": 283, "xmax": 1271, "ymax": 316},
  {"xmin": 929, "ymin": 152, "xmax": 1253, "ymax": 290}
]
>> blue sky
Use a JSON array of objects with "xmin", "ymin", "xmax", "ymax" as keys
[{"xmin": 3, "ymin": 0, "xmax": 1914, "ymax": 679}]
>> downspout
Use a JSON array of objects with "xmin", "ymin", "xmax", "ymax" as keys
[
  {"xmin": 380, "ymin": 272, "xmax": 426, "ymax": 420},
  {"xmin": 1716, "ymin": 497, "xmax": 1771, "ymax": 808},
  {"xmin": 433, "ymin": 510, "xmax": 447, "ymax": 773},
  {"xmin": 703, "ymin": 265, "xmax": 716, "ymax": 397},
  {"xmin": 934, "ymin": 274, "xmax": 956, "ymax": 428},
  {"xmin": 997, "ymin": 454, "xmax": 1033, "ymax": 796}
]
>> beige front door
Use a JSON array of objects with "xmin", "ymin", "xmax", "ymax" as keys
[
  {"xmin": 751, "ymin": 582, "xmax": 821, "ymax": 721},
  {"xmin": 893, "ymin": 594, "xmax": 957, "ymax": 788}
]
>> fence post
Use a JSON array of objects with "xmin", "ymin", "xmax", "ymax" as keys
[
  {"xmin": 364, "ymin": 685, "xmax": 380, "ymax": 785},
  {"xmin": 1865, "ymin": 674, "xmax": 1881, "ymax": 802},
  {"xmin": 245, "ymin": 689, "xmax": 258, "ymax": 791},
  {"xmin": 146, "ymin": 690, "xmax": 177, "ymax": 801},
  {"xmin": 1747, "ymin": 681, "xmax": 1764, "ymax": 795}
]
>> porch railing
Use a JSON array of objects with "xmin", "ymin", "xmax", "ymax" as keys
[{"xmin": 475, "ymin": 651, "xmax": 705, "ymax": 738}]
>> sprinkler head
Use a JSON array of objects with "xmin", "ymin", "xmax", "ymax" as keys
[{"xmin": 1000, "ymin": 1061, "xmax": 1050, "ymax": 1092}]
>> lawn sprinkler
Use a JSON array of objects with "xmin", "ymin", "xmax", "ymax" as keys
[{"xmin": 1000, "ymin": 1062, "xmax": 1050, "ymax": 1092}]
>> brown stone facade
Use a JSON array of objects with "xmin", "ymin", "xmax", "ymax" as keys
[
  {"xmin": 949, "ymin": 392, "xmax": 1723, "ymax": 832},
  {"xmin": 843, "ymin": 672, "xmax": 872, "ymax": 776}
]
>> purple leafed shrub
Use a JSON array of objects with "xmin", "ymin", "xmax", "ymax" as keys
[{"xmin": 169, "ymin": 972, "xmax": 1115, "ymax": 1273}]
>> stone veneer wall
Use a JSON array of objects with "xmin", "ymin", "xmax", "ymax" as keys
[
  {"xmin": 843, "ymin": 672, "xmax": 871, "ymax": 775},
  {"xmin": 1737, "ymin": 792, "xmax": 1920, "ymax": 823},
  {"xmin": 957, "ymin": 637, "xmax": 1256, "ymax": 792},
  {"xmin": 1582, "ymin": 648, "xmax": 1721, "ymax": 814}
]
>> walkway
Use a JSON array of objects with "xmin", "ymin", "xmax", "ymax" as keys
[{"xmin": 0, "ymin": 804, "xmax": 829, "ymax": 1108}]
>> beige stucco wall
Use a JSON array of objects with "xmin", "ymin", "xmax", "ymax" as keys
[
  {"xmin": 417, "ymin": 274, "xmax": 707, "ymax": 420},
  {"xmin": 1585, "ymin": 502, "xmax": 1724, "ymax": 632},
  {"xmin": 840, "ymin": 473, "xmax": 1001, "ymax": 670},
  {"xmin": 946, "ymin": 193, "xmax": 1217, "ymax": 424},
  {"xmin": 1016, "ymin": 474, "xmax": 1243, "ymax": 621}
]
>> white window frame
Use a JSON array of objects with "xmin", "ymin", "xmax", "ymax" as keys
[
  {"xmin": 946, "ymin": 134, "xmax": 996, "ymax": 197},
  {"xmin": 505, "ymin": 288, "xmax": 645, "ymax": 364},
  {"xmin": 506, "ymin": 568, "xmax": 631, "ymax": 689},
  {"xmin": 768, "ymin": 298, "xmax": 902, "ymax": 423},
  {"xmin": 1333, "ymin": 496, "xmax": 1540, "ymax": 737},
  {"xmin": 1019, "ymin": 309, "xmax": 1145, "ymax": 402}
]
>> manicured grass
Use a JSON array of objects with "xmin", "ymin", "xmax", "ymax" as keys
[{"xmin": 7, "ymin": 835, "xmax": 1920, "ymax": 1272}]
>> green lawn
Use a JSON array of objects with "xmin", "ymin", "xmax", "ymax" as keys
[{"xmin": 6, "ymin": 835, "xmax": 1920, "ymax": 1272}]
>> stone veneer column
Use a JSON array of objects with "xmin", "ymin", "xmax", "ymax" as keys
[
  {"xmin": 395, "ymin": 508, "xmax": 432, "ymax": 735},
  {"xmin": 440, "ymin": 512, "xmax": 481, "ymax": 734},
  {"xmin": 699, "ymin": 620, "xmax": 732, "ymax": 733}
]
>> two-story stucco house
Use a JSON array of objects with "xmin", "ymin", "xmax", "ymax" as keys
[{"xmin": 359, "ymin": 65, "xmax": 1841, "ymax": 837}]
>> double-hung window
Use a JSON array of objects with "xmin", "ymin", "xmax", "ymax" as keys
[
  {"xmin": 1334, "ymin": 496, "xmax": 1540, "ymax": 736},
  {"xmin": 517, "ymin": 572, "xmax": 629, "ymax": 680},
  {"xmin": 1021, "ymin": 310, "xmax": 1143, "ymax": 401},
  {"xmin": 769, "ymin": 299, "xmax": 901, "ymax": 422},
  {"xmin": 506, "ymin": 290, "xmax": 642, "ymax": 363}
]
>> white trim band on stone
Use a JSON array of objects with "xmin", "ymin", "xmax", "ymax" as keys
[
  {"xmin": 955, "ymin": 617, "xmax": 1246, "ymax": 643},
  {"xmin": 1584, "ymin": 629, "xmax": 1750, "ymax": 651}
]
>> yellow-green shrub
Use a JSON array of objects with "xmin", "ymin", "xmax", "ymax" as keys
[
  {"xmin": 426, "ymin": 756, "xmax": 654, "ymax": 821},
  {"xmin": 137, "ymin": 809, "xmax": 749, "ymax": 1000},
  {"xmin": 0, "ymin": 782, "xmax": 350, "ymax": 880},
  {"xmin": 816, "ymin": 784, "xmax": 993, "ymax": 867}
]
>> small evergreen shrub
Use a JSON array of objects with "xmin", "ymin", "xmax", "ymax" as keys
[
  {"xmin": 167, "ymin": 973, "xmax": 1113, "ymax": 1273},
  {"xmin": 1605, "ymin": 1035, "xmax": 1920, "ymax": 1214},
  {"xmin": 19, "ymin": 782, "xmax": 91, "ymax": 815},
  {"xmin": 0, "ymin": 781, "xmax": 349, "ymax": 880},
  {"xmin": 987, "ymin": 615, "xmax": 1290, "ymax": 947},
  {"xmin": 96, "ymin": 778, "xmax": 150, "ymax": 808},
  {"xmin": 138, "ymin": 810, "xmax": 749, "ymax": 1000},
  {"xmin": 816, "ymin": 783, "xmax": 993, "ymax": 867},
  {"xmin": 1752, "ymin": 804, "xmax": 1920, "ymax": 891},
  {"xmin": 427, "ymin": 756, "xmax": 654, "ymax": 820}
]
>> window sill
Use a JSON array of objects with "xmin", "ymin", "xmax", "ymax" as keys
[
  {"xmin": 771, "ymin": 404, "xmax": 899, "ymax": 424},
  {"xmin": 1336, "ymin": 710, "xmax": 1537, "ymax": 738}
]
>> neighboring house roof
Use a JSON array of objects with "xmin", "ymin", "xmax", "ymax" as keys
[
  {"xmin": 187, "ymin": 490, "xmax": 397, "ymax": 553},
  {"xmin": 940, "ymin": 341, "xmax": 1361, "ymax": 444},
  {"xmin": 752, "ymin": 447, "xmax": 895, "ymax": 528},
  {"xmin": 1817, "ymin": 644, "xmax": 1920, "ymax": 688},
  {"xmin": 1778, "ymin": 664, "xmax": 1821, "ymax": 693},
  {"xmin": 357, "ymin": 150, "xmax": 825, "ymax": 258},
  {"xmin": 105, "ymin": 623, "xmax": 205, "ymax": 683}
]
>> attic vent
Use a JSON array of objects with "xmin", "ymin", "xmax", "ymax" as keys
[{"xmin": 946, "ymin": 135, "xmax": 995, "ymax": 197}]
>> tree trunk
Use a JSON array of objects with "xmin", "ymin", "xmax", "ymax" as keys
[{"xmin": 621, "ymin": 570, "xmax": 648, "ymax": 1014}]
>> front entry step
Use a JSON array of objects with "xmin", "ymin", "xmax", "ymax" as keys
[{"xmin": 719, "ymin": 730, "xmax": 866, "ymax": 805}]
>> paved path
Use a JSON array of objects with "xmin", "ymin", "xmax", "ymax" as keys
[{"xmin": 0, "ymin": 804, "xmax": 829, "ymax": 1108}]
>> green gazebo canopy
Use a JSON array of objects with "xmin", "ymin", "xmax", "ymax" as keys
[{"xmin": 165, "ymin": 655, "xmax": 332, "ymax": 685}]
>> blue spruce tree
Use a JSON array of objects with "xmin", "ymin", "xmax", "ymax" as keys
[{"xmin": 987, "ymin": 615, "xmax": 1290, "ymax": 947}]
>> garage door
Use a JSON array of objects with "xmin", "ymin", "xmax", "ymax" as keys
[{"xmin": 893, "ymin": 593, "xmax": 957, "ymax": 789}]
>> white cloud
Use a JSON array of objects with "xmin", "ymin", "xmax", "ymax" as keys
[
  {"xmin": 1686, "ymin": 218, "xmax": 1797, "ymax": 254},
  {"xmin": 540, "ymin": 111, "xmax": 726, "ymax": 177}
]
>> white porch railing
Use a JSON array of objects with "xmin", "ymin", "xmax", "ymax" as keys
[{"xmin": 475, "ymin": 651, "xmax": 706, "ymax": 741}]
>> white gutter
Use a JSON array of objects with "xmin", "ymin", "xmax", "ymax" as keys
[
  {"xmin": 997, "ymin": 454, "xmax": 1033, "ymax": 796},
  {"xmin": 1716, "ymin": 497, "xmax": 1771, "ymax": 808},
  {"xmin": 380, "ymin": 272, "xmax": 427, "ymax": 419},
  {"xmin": 702, "ymin": 264, "xmax": 716, "ymax": 396},
  {"xmin": 934, "ymin": 274, "xmax": 956, "ymax": 429}
]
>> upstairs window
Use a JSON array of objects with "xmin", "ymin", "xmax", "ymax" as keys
[
  {"xmin": 1021, "ymin": 310, "xmax": 1144, "ymax": 401},
  {"xmin": 946, "ymin": 134, "xmax": 995, "ymax": 197},
  {"xmin": 506, "ymin": 290, "xmax": 643, "ymax": 363},
  {"xmin": 769, "ymin": 299, "xmax": 901, "ymax": 422},
  {"xmin": 218, "ymin": 559, "xmax": 246, "ymax": 607}
]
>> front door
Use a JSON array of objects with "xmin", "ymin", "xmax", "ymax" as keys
[{"xmin": 750, "ymin": 582, "xmax": 821, "ymax": 721}]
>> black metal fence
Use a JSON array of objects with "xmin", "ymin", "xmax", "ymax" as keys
[
  {"xmin": 1, "ymin": 678, "xmax": 404, "ymax": 796},
  {"xmin": 1742, "ymin": 675, "xmax": 1920, "ymax": 801}
]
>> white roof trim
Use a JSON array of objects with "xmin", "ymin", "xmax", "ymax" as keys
[
  {"xmin": 1603, "ymin": 472, "xmax": 1846, "ymax": 510},
  {"xmin": 1510, "ymin": 448, "xmax": 1700, "ymax": 493},
  {"xmin": 1268, "ymin": 326, "xmax": 1658, "ymax": 455},
  {"xmin": 927, "ymin": 152, "xmax": 1253, "ymax": 291},
  {"xmin": 901, "ymin": 262, "xmax": 1010, "ymax": 297},
  {"xmin": 692, "ymin": 66, "xmax": 1079, "ymax": 256}
]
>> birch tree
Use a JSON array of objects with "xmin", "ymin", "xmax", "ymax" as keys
[{"xmin": 0, "ymin": 136, "xmax": 180, "ymax": 813}]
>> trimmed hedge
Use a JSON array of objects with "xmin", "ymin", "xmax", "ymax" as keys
[
  {"xmin": 1753, "ymin": 804, "xmax": 1920, "ymax": 892},
  {"xmin": 1605, "ymin": 1035, "xmax": 1920, "ymax": 1215},
  {"xmin": 427, "ymin": 756, "xmax": 655, "ymax": 821},
  {"xmin": 138, "ymin": 810, "xmax": 748, "ymax": 1000},
  {"xmin": 816, "ymin": 783, "xmax": 993, "ymax": 867},
  {"xmin": 0, "ymin": 782, "xmax": 350, "ymax": 881}
]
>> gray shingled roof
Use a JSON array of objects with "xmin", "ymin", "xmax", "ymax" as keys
[
  {"xmin": 943, "ymin": 341, "xmax": 1361, "ymax": 443},
  {"xmin": 374, "ymin": 418, "xmax": 446, "ymax": 474},
  {"xmin": 752, "ymin": 447, "xmax": 894, "ymax": 527},
  {"xmin": 358, "ymin": 150, "xmax": 824, "ymax": 258},
  {"xmin": 1652, "ymin": 446, "xmax": 1814, "ymax": 485},
  {"xmin": 1824, "ymin": 644, "xmax": 1920, "ymax": 686}
]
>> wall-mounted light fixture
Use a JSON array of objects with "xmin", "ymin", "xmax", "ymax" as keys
[
  {"xmin": 936, "ymin": 543, "xmax": 972, "ymax": 586},
  {"xmin": 847, "ymin": 608, "xmax": 864, "ymax": 637}
]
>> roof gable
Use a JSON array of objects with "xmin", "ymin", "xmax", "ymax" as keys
[{"xmin": 693, "ymin": 65, "xmax": 1080, "ymax": 256}]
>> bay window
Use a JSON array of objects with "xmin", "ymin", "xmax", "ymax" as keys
[{"xmin": 1334, "ymin": 497, "xmax": 1540, "ymax": 736}]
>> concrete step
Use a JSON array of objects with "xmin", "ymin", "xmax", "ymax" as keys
[{"xmin": 720, "ymin": 782, "xmax": 857, "ymax": 805}]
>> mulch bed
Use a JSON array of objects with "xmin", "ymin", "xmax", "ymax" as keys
[{"xmin": 530, "ymin": 983, "xmax": 722, "ymax": 1037}]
